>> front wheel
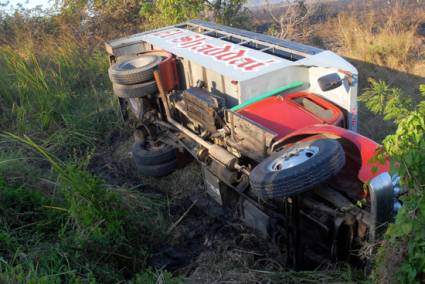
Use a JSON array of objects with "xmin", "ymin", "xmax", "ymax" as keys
[{"xmin": 249, "ymin": 139, "xmax": 346, "ymax": 199}]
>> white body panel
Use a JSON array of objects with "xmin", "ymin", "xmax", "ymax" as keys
[{"xmin": 106, "ymin": 22, "xmax": 358, "ymax": 131}]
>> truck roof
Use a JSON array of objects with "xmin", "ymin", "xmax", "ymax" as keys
[{"xmin": 105, "ymin": 20, "xmax": 356, "ymax": 82}]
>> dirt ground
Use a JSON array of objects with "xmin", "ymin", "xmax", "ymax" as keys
[{"xmin": 90, "ymin": 131, "xmax": 363, "ymax": 283}]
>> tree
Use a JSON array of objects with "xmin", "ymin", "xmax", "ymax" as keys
[
  {"xmin": 266, "ymin": 0, "xmax": 317, "ymax": 41},
  {"xmin": 204, "ymin": 0, "xmax": 250, "ymax": 27},
  {"xmin": 140, "ymin": 0, "xmax": 204, "ymax": 28},
  {"xmin": 57, "ymin": 0, "xmax": 144, "ymax": 38},
  {"xmin": 140, "ymin": 0, "xmax": 249, "ymax": 29}
]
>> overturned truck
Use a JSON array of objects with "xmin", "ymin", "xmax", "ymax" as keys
[{"xmin": 105, "ymin": 20, "xmax": 404, "ymax": 267}]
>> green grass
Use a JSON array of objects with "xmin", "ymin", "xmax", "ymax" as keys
[
  {"xmin": 0, "ymin": 31, "xmax": 178, "ymax": 282},
  {"xmin": 0, "ymin": 134, "xmax": 172, "ymax": 283},
  {"xmin": 0, "ymin": 39, "xmax": 120, "ymax": 154}
]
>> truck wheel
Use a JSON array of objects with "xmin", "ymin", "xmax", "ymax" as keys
[
  {"xmin": 135, "ymin": 159, "xmax": 177, "ymax": 177},
  {"xmin": 112, "ymin": 81, "xmax": 157, "ymax": 98},
  {"xmin": 108, "ymin": 55, "xmax": 162, "ymax": 85},
  {"xmin": 132, "ymin": 141, "xmax": 177, "ymax": 166},
  {"xmin": 249, "ymin": 139, "xmax": 345, "ymax": 199}
]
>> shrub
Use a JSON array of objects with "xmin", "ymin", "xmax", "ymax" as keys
[{"xmin": 363, "ymin": 81, "xmax": 425, "ymax": 282}]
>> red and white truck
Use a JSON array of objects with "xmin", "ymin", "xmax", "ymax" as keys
[{"xmin": 105, "ymin": 20, "xmax": 404, "ymax": 266}]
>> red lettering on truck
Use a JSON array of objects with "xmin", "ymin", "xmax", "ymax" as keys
[{"xmin": 152, "ymin": 30, "xmax": 276, "ymax": 72}]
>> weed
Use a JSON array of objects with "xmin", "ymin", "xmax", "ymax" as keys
[
  {"xmin": 0, "ymin": 134, "xmax": 172, "ymax": 282},
  {"xmin": 360, "ymin": 78, "xmax": 414, "ymax": 123}
]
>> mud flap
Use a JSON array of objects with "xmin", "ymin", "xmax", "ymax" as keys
[{"xmin": 202, "ymin": 166, "xmax": 224, "ymax": 205}]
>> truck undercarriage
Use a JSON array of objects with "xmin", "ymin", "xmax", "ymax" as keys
[{"xmin": 104, "ymin": 20, "xmax": 404, "ymax": 268}]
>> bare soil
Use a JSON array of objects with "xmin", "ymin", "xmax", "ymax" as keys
[{"xmin": 90, "ymin": 131, "xmax": 363, "ymax": 283}]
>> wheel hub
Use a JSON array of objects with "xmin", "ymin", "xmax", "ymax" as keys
[
  {"xmin": 120, "ymin": 56, "xmax": 158, "ymax": 70},
  {"xmin": 269, "ymin": 146, "xmax": 319, "ymax": 171}
]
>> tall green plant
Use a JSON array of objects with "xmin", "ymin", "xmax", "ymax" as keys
[
  {"xmin": 0, "ymin": 38, "xmax": 119, "ymax": 154},
  {"xmin": 366, "ymin": 82, "xmax": 425, "ymax": 283},
  {"xmin": 360, "ymin": 78, "xmax": 414, "ymax": 123}
]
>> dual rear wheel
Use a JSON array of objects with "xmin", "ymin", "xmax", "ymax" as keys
[
  {"xmin": 131, "ymin": 135, "xmax": 177, "ymax": 177},
  {"xmin": 109, "ymin": 55, "xmax": 161, "ymax": 98}
]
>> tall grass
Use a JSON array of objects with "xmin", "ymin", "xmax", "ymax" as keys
[
  {"xmin": 0, "ymin": 35, "xmax": 120, "ymax": 153},
  {"xmin": 335, "ymin": 4, "xmax": 424, "ymax": 75},
  {"xmin": 0, "ymin": 134, "xmax": 169, "ymax": 283},
  {"xmin": 0, "ymin": 12, "xmax": 178, "ymax": 283}
]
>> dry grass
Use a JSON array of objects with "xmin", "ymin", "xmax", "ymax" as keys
[
  {"xmin": 304, "ymin": 2, "xmax": 425, "ymax": 141},
  {"xmin": 334, "ymin": 2, "xmax": 425, "ymax": 76}
]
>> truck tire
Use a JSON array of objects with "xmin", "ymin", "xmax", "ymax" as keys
[
  {"xmin": 135, "ymin": 159, "xmax": 177, "ymax": 177},
  {"xmin": 112, "ymin": 81, "xmax": 157, "ymax": 98},
  {"xmin": 249, "ymin": 139, "xmax": 345, "ymax": 199},
  {"xmin": 132, "ymin": 141, "xmax": 177, "ymax": 166},
  {"xmin": 108, "ymin": 55, "xmax": 162, "ymax": 85}
]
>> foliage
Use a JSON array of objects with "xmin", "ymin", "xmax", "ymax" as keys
[
  {"xmin": 131, "ymin": 268, "xmax": 181, "ymax": 284},
  {"xmin": 367, "ymin": 83, "xmax": 425, "ymax": 283},
  {"xmin": 205, "ymin": 0, "xmax": 250, "ymax": 27},
  {"xmin": 359, "ymin": 78, "xmax": 414, "ymax": 123},
  {"xmin": 140, "ymin": 0, "xmax": 249, "ymax": 28},
  {"xmin": 58, "ymin": 0, "xmax": 144, "ymax": 38},
  {"xmin": 0, "ymin": 5, "xmax": 177, "ymax": 282},
  {"xmin": 140, "ymin": 0, "xmax": 204, "ymax": 28}
]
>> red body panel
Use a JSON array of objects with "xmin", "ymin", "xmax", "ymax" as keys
[
  {"xmin": 145, "ymin": 50, "xmax": 178, "ymax": 92},
  {"xmin": 276, "ymin": 125, "xmax": 390, "ymax": 183},
  {"xmin": 238, "ymin": 92, "xmax": 343, "ymax": 140},
  {"xmin": 237, "ymin": 92, "xmax": 388, "ymax": 183}
]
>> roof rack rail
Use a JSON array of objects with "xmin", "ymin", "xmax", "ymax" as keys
[{"xmin": 175, "ymin": 20, "xmax": 323, "ymax": 62}]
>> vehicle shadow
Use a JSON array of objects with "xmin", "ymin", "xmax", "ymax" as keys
[{"xmin": 348, "ymin": 58, "xmax": 425, "ymax": 142}]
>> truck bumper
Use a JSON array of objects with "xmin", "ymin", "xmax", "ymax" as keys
[{"xmin": 369, "ymin": 172, "xmax": 403, "ymax": 240}]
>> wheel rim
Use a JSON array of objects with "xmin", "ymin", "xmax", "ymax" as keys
[
  {"xmin": 120, "ymin": 56, "xmax": 158, "ymax": 70},
  {"xmin": 268, "ymin": 146, "xmax": 319, "ymax": 172}
]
